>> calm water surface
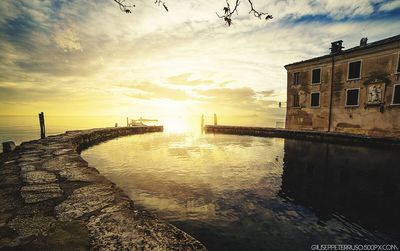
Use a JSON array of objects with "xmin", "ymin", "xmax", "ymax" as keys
[
  {"xmin": 82, "ymin": 133, "xmax": 400, "ymax": 251},
  {"xmin": 0, "ymin": 113, "xmax": 285, "ymax": 152}
]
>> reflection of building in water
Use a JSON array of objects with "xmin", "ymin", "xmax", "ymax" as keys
[
  {"xmin": 280, "ymin": 139, "xmax": 400, "ymax": 242},
  {"xmin": 285, "ymin": 34, "xmax": 400, "ymax": 137}
]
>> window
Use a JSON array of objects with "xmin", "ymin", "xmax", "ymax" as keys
[
  {"xmin": 310, "ymin": 92, "xmax": 320, "ymax": 108},
  {"xmin": 348, "ymin": 60, "xmax": 362, "ymax": 80},
  {"xmin": 397, "ymin": 54, "xmax": 400, "ymax": 73},
  {"xmin": 293, "ymin": 94, "xmax": 300, "ymax": 107},
  {"xmin": 311, "ymin": 68, "xmax": 321, "ymax": 84},
  {"xmin": 392, "ymin": 84, "xmax": 400, "ymax": 105},
  {"xmin": 346, "ymin": 89, "xmax": 360, "ymax": 107},
  {"xmin": 293, "ymin": 72, "xmax": 300, "ymax": 85}
]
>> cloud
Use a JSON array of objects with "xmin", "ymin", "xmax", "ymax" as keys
[
  {"xmin": 53, "ymin": 23, "xmax": 82, "ymax": 52},
  {"xmin": 196, "ymin": 87, "xmax": 256, "ymax": 102},
  {"xmin": 264, "ymin": 0, "xmax": 377, "ymax": 21},
  {"xmin": 258, "ymin": 90, "xmax": 276, "ymax": 98},
  {"xmin": 0, "ymin": 0, "xmax": 399, "ymax": 117},
  {"xmin": 124, "ymin": 82, "xmax": 191, "ymax": 100},
  {"xmin": 0, "ymin": 83, "xmax": 85, "ymax": 104},
  {"xmin": 194, "ymin": 87, "xmax": 279, "ymax": 112},
  {"xmin": 379, "ymin": 0, "xmax": 400, "ymax": 11},
  {"xmin": 167, "ymin": 73, "xmax": 214, "ymax": 86}
]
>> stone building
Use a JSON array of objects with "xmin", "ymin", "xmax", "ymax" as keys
[{"xmin": 284, "ymin": 34, "xmax": 400, "ymax": 137}]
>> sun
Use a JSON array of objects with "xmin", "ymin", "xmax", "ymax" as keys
[{"xmin": 150, "ymin": 99, "xmax": 193, "ymax": 133}]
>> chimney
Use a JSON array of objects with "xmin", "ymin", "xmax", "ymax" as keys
[
  {"xmin": 360, "ymin": 37, "xmax": 368, "ymax": 47},
  {"xmin": 330, "ymin": 40, "xmax": 344, "ymax": 54}
]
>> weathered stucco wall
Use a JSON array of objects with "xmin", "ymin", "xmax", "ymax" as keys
[
  {"xmin": 286, "ymin": 58, "xmax": 332, "ymax": 131},
  {"xmin": 285, "ymin": 40, "xmax": 400, "ymax": 137},
  {"xmin": 0, "ymin": 126, "xmax": 206, "ymax": 251}
]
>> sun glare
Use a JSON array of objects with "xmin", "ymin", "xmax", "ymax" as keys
[
  {"xmin": 162, "ymin": 117, "xmax": 191, "ymax": 133},
  {"xmin": 150, "ymin": 99, "xmax": 194, "ymax": 133}
]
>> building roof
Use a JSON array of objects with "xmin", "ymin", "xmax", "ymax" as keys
[{"xmin": 284, "ymin": 34, "xmax": 400, "ymax": 68}]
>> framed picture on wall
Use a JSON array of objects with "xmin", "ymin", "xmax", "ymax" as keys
[{"xmin": 366, "ymin": 82, "xmax": 385, "ymax": 105}]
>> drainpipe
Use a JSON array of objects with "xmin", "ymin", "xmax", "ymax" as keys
[{"xmin": 327, "ymin": 55, "xmax": 335, "ymax": 132}]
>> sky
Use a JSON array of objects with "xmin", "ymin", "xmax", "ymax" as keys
[{"xmin": 0, "ymin": 0, "xmax": 400, "ymax": 120}]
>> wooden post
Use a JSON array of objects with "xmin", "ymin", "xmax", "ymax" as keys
[
  {"xmin": 38, "ymin": 112, "xmax": 46, "ymax": 139},
  {"xmin": 126, "ymin": 117, "xmax": 129, "ymax": 127},
  {"xmin": 214, "ymin": 113, "xmax": 218, "ymax": 126}
]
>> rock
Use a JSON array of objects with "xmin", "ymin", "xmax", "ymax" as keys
[
  {"xmin": 0, "ymin": 163, "xmax": 19, "ymax": 186},
  {"xmin": 55, "ymin": 185, "xmax": 115, "ymax": 221},
  {"xmin": 41, "ymin": 155, "xmax": 86, "ymax": 172},
  {"xmin": 18, "ymin": 155, "xmax": 42, "ymax": 162},
  {"xmin": 2, "ymin": 141, "xmax": 16, "ymax": 153},
  {"xmin": 19, "ymin": 164, "xmax": 37, "ymax": 174},
  {"xmin": 0, "ymin": 212, "xmax": 12, "ymax": 228},
  {"xmin": 22, "ymin": 221, "xmax": 90, "ymax": 251},
  {"xmin": 24, "ymin": 150, "xmax": 44, "ymax": 155},
  {"xmin": 0, "ymin": 188, "xmax": 20, "ymax": 213},
  {"xmin": 87, "ymin": 208, "xmax": 207, "ymax": 251},
  {"xmin": 59, "ymin": 167, "xmax": 99, "ymax": 182},
  {"xmin": 0, "ymin": 173, "xmax": 19, "ymax": 186},
  {"xmin": 3, "ymin": 160, "xmax": 16, "ymax": 164},
  {"xmin": 21, "ymin": 171, "xmax": 58, "ymax": 185},
  {"xmin": 0, "ymin": 164, "xmax": 17, "ymax": 175},
  {"xmin": 21, "ymin": 183, "xmax": 63, "ymax": 204},
  {"xmin": 87, "ymin": 210, "xmax": 145, "ymax": 251},
  {"xmin": 53, "ymin": 148, "xmax": 75, "ymax": 156},
  {"xmin": 8, "ymin": 215, "xmax": 56, "ymax": 238}
]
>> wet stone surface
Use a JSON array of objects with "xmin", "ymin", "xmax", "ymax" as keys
[
  {"xmin": 0, "ymin": 126, "xmax": 206, "ymax": 250},
  {"xmin": 21, "ymin": 171, "xmax": 58, "ymax": 185},
  {"xmin": 21, "ymin": 183, "xmax": 63, "ymax": 204},
  {"xmin": 55, "ymin": 184, "xmax": 115, "ymax": 221}
]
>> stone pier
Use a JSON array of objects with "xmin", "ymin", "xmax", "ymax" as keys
[
  {"xmin": 205, "ymin": 125, "xmax": 400, "ymax": 147},
  {"xmin": 0, "ymin": 126, "xmax": 206, "ymax": 251}
]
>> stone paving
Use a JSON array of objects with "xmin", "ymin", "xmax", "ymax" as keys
[{"xmin": 0, "ymin": 126, "xmax": 206, "ymax": 251}]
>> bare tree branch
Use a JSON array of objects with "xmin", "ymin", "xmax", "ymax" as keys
[
  {"xmin": 113, "ymin": 0, "xmax": 271, "ymax": 26},
  {"xmin": 113, "ymin": 0, "xmax": 135, "ymax": 13},
  {"xmin": 248, "ymin": 0, "xmax": 272, "ymax": 19},
  {"xmin": 154, "ymin": 0, "xmax": 169, "ymax": 12},
  {"xmin": 113, "ymin": 0, "xmax": 168, "ymax": 13},
  {"xmin": 216, "ymin": 0, "xmax": 273, "ymax": 26}
]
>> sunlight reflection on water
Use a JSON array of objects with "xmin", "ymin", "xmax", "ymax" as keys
[{"xmin": 82, "ymin": 133, "xmax": 400, "ymax": 251}]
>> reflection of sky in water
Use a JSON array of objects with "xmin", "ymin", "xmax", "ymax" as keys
[{"xmin": 82, "ymin": 133, "xmax": 400, "ymax": 251}]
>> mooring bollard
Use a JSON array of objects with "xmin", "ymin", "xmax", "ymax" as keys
[
  {"xmin": 2, "ymin": 141, "xmax": 16, "ymax": 153},
  {"xmin": 38, "ymin": 112, "xmax": 46, "ymax": 139}
]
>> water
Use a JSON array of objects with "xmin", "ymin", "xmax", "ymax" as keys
[
  {"xmin": 0, "ymin": 112, "xmax": 285, "ymax": 152},
  {"xmin": 0, "ymin": 115, "xmax": 130, "ymax": 148},
  {"xmin": 81, "ymin": 132, "xmax": 400, "ymax": 250}
]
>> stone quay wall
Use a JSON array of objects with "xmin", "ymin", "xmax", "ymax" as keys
[
  {"xmin": 0, "ymin": 126, "xmax": 206, "ymax": 251},
  {"xmin": 205, "ymin": 125, "xmax": 400, "ymax": 148}
]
